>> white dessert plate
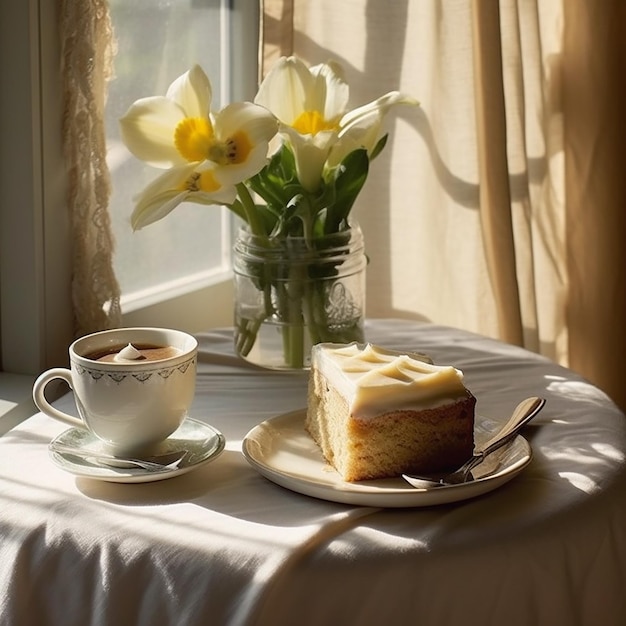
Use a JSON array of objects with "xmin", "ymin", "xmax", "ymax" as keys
[
  {"xmin": 49, "ymin": 418, "xmax": 225, "ymax": 483},
  {"xmin": 242, "ymin": 409, "xmax": 532, "ymax": 507}
]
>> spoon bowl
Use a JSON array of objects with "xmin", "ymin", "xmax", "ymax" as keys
[{"xmin": 402, "ymin": 396, "xmax": 546, "ymax": 489}]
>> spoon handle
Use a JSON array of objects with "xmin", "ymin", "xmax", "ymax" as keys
[
  {"xmin": 479, "ymin": 396, "xmax": 546, "ymax": 459},
  {"xmin": 49, "ymin": 443, "xmax": 179, "ymax": 471}
]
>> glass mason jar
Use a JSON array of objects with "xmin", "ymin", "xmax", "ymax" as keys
[{"xmin": 233, "ymin": 222, "xmax": 367, "ymax": 370}]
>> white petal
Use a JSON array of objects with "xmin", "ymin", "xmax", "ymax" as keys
[
  {"xmin": 130, "ymin": 165, "xmax": 196, "ymax": 228},
  {"xmin": 221, "ymin": 142, "xmax": 273, "ymax": 183},
  {"xmin": 309, "ymin": 61, "xmax": 349, "ymax": 121},
  {"xmin": 326, "ymin": 135, "xmax": 372, "ymax": 170},
  {"xmin": 131, "ymin": 163, "xmax": 196, "ymax": 199},
  {"xmin": 283, "ymin": 127, "xmax": 337, "ymax": 192},
  {"xmin": 340, "ymin": 91, "xmax": 419, "ymax": 129},
  {"xmin": 166, "ymin": 65, "xmax": 212, "ymax": 119},
  {"xmin": 215, "ymin": 102, "xmax": 278, "ymax": 145},
  {"xmin": 132, "ymin": 190, "xmax": 188, "ymax": 230},
  {"xmin": 329, "ymin": 109, "xmax": 383, "ymax": 167},
  {"xmin": 119, "ymin": 96, "xmax": 186, "ymax": 168},
  {"xmin": 131, "ymin": 163, "xmax": 236, "ymax": 229},
  {"xmin": 255, "ymin": 56, "xmax": 312, "ymax": 124},
  {"xmin": 189, "ymin": 185, "xmax": 238, "ymax": 205}
]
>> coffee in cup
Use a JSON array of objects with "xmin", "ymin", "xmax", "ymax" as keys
[
  {"xmin": 85, "ymin": 343, "xmax": 181, "ymax": 363},
  {"xmin": 32, "ymin": 327, "xmax": 197, "ymax": 456}
]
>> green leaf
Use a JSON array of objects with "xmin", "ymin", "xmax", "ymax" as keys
[
  {"xmin": 324, "ymin": 148, "xmax": 370, "ymax": 232},
  {"xmin": 370, "ymin": 133, "xmax": 388, "ymax": 160},
  {"xmin": 247, "ymin": 145, "xmax": 297, "ymax": 210}
]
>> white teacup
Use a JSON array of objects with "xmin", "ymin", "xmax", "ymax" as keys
[{"xmin": 33, "ymin": 327, "xmax": 198, "ymax": 456}]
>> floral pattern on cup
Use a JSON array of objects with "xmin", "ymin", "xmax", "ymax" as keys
[{"xmin": 74, "ymin": 356, "xmax": 197, "ymax": 384}]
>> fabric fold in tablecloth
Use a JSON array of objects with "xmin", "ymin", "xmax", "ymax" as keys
[
  {"xmin": 1, "ymin": 319, "xmax": 625, "ymax": 626},
  {"xmin": 230, "ymin": 506, "xmax": 381, "ymax": 626}
]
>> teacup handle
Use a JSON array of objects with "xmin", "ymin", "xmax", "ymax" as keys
[{"xmin": 32, "ymin": 368, "xmax": 85, "ymax": 429}]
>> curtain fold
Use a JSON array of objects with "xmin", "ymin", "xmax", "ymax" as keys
[
  {"xmin": 563, "ymin": 1, "xmax": 626, "ymax": 412},
  {"xmin": 261, "ymin": 0, "xmax": 625, "ymax": 412},
  {"xmin": 60, "ymin": 0, "xmax": 121, "ymax": 337},
  {"xmin": 471, "ymin": 0, "xmax": 524, "ymax": 348}
]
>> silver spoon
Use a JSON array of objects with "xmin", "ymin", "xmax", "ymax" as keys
[
  {"xmin": 49, "ymin": 442, "xmax": 186, "ymax": 471},
  {"xmin": 402, "ymin": 396, "xmax": 546, "ymax": 489}
]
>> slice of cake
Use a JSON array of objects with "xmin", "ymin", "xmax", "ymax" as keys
[{"xmin": 305, "ymin": 342, "xmax": 476, "ymax": 482}]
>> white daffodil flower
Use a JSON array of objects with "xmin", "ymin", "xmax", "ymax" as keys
[
  {"xmin": 130, "ymin": 162, "xmax": 238, "ymax": 230},
  {"xmin": 255, "ymin": 56, "xmax": 418, "ymax": 192},
  {"xmin": 255, "ymin": 57, "xmax": 349, "ymax": 131},
  {"xmin": 120, "ymin": 64, "xmax": 278, "ymax": 179},
  {"xmin": 255, "ymin": 57, "xmax": 347, "ymax": 191},
  {"xmin": 119, "ymin": 64, "xmax": 277, "ymax": 229}
]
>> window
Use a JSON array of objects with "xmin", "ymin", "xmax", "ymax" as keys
[
  {"xmin": 109, "ymin": 0, "xmax": 259, "ymax": 326},
  {"xmin": 0, "ymin": 0, "xmax": 258, "ymax": 375}
]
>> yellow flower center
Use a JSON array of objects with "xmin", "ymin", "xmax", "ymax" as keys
[
  {"xmin": 175, "ymin": 117, "xmax": 253, "ymax": 166},
  {"xmin": 206, "ymin": 131, "xmax": 253, "ymax": 166},
  {"xmin": 181, "ymin": 170, "xmax": 221, "ymax": 193},
  {"xmin": 175, "ymin": 117, "xmax": 215, "ymax": 162},
  {"xmin": 292, "ymin": 110, "xmax": 339, "ymax": 135}
]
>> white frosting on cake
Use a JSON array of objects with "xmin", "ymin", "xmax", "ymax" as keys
[{"xmin": 313, "ymin": 342, "xmax": 468, "ymax": 418}]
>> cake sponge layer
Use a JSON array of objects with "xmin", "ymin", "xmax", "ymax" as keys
[{"xmin": 306, "ymin": 344, "xmax": 476, "ymax": 482}]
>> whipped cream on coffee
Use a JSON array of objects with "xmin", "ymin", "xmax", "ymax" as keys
[{"xmin": 114, "ymin": 343, "xmax": 143, "ymax": 362}]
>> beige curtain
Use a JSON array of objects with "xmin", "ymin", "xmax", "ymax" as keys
[
  {"xmin": 261, "ymin": 0, "xmax": 626, "ymax": 413},
  {"xmin": 60, "ymin": 0, "xmax": 121, "ymax": 337},
  {"xmin": 562, "ymin": 1, "xmax": 626, "ymax": 415}
]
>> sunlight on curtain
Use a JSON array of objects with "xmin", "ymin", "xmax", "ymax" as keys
[
  {"xmin": 267, "ymin": 0, "xmax": 565, "ymax": 360},
  {"xmin": 472, "ymin": 0, "xmax": 567, "ymax": 358},
  {"xmin": 263, "ymin": 0, "xmax": 626, "ymax": 412}
]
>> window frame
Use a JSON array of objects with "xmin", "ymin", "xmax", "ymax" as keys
[
  {"xmin": 0, "ymin": 0, "xmax": 71, "ymax": 375},
  {"xmin": 0, "ymin": 0, "xmax": 258, "ymax": 375}
]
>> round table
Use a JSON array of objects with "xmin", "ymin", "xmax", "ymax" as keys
[{"xmin": 1, "ymin": 319, "xmax": 625, "ymax": 626}]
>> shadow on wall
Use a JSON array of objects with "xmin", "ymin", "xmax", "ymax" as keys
[
  {"xmin": 290, "ymin": 1, "xmax": 478, "ymax": 320},
  {"xmin": 291, "ymin": 1, "xmax": 554, "ymax": 325}
]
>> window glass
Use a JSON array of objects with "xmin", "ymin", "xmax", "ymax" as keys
[{"xmin": 106, "ymin": 0, "xmax": 229, "ymax": 300}]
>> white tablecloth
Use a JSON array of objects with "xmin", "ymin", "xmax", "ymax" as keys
[{"xmin": 1, "ymin": 319, "xmax": 625, "ymax": 626}]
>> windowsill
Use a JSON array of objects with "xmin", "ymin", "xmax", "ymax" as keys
[
  {"xmin": 121, "ymin": 276, "xmax": 234, "ymax": 334},
  {"xmin": 0, "ymin": 372, "xmax": 37, "ymax": 436},
  {"xmin": 119, "ymin": 268, "xmax": 233, "ymax": 314}
]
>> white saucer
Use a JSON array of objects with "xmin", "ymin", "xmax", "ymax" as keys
[
  {"xmin": 49, "ymin": 418, "xmax": 225, "ymax": 483},
  {"xmin": 242, "ymin": 409, "xmax": 532, "ymax": 507}
]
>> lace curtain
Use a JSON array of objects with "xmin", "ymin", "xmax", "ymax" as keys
[
  {"xmin": 261, "ymin": 0, "xmax": 626, "ymax": 412},
  {"xmin": 60, "ymin": 0, "xmax": 121, "ymax": 336}
]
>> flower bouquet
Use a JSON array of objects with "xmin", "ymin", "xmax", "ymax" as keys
[{"xmin": 119, "ymin": 56, "xmax": 418, "ymax": 369}]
